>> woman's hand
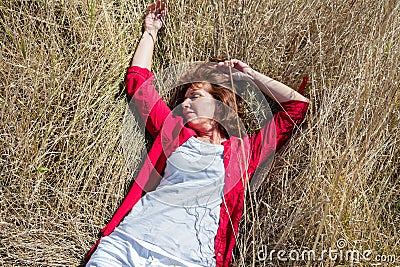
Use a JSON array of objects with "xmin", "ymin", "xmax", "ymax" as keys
[
  {"xmin": 144, "ymin": 1, "xmax": 166, "ymax": 33},
  {"xmin": 218, "ymin": 59, "xmax": 253, "ymax": 75}
]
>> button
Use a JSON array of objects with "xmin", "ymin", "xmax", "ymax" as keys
[{"xmin": 217, "ymin": 252, "xmax": 222, "ymax": 257}]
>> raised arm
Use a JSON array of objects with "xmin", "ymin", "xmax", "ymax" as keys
[
  {"xmin": 130, "ymin": 1, "xmax": 166, "ymax": 70},
  {"xmin": 218, "ymin": 59, "xmax": 309, "ymax": 103},
  {"xmin": 217, "ymin": 60, "xmax": 309, "ymax": 183},
  {"xmin": 127, "ymin": 1, "xmax": 170, "ymax": 138}
]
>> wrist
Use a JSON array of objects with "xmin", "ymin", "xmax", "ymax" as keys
[
  {"xmin": 245, "ymin": 68, "xmax": 257, "ymax": 78},
  {"xmin": 145, "ymin": 29, "xmax": 158, "ymax": 36},
  {"xmin": 143, "ymin": 30, "xmax": 157, "ymax": 43}
]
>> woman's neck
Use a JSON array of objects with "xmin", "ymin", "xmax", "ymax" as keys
[{"xmin": 196, "ymin": 129, "xmax": 226, "ymax": 144}]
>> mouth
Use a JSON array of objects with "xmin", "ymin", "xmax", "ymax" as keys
[
  {"xmin": 183, "ymin": 111, "xmax": 198, "ymax": 122},
  {"xmin": 183, "ymin": 110, "xmax": 195, "ymax": 116}
]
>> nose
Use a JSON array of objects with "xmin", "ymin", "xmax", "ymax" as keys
[{"xmin": 181, "ymin": 98, "xmax": 191, "ymax": 108}]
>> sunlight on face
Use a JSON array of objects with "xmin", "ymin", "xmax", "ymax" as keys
[{"xmin": 181, "ymin": 82, "xmax": 217, "ymax": 130}]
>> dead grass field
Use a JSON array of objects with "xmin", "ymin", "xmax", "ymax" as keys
[{"xmin": 1, "ymin": 0, "xmax": 399, "ymax": 266}]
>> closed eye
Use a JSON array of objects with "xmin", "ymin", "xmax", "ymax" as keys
[{"xmin": 189, "ymin": 94, "xmax": 201, "ymax": 100}]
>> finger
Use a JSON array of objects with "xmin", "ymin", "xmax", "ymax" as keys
[
  {"xmin": 155, "ymin": 1, "xmax": 166, "ymax": 12},
  {"xmin": 221, "ymin": 61, "xmax": 230, "ymax": 68},
  {"xmin": 160, "ymin": 1, "xmax": 166, "ymax": 10},
  {"xmin": 146, "ymin": 2, "xmax": 156, "ymax": 12},
  {"xmin": 153, "ymin": 2, "xmax": 166, "ymax": 17},
  {"xmin": 146, "ymin": 1, "xmax": 163, "ymax": 14},
  {"xmin": 157, "ymin": 7, "xmax": 167, "ymax": 18},
  {"xmin": 161, "ymin": 7, "xmax": 167, "ymax": 18},
  {"xmin": 225, "ymin": 60, "xmax": 234, "ymax": 67}
]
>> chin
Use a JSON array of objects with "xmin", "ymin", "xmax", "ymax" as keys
[
  {"xmin": 186, "ymin": 119, "xmax": 200, "ymax": 129},
  {"xmin": 186, "ymin": 118, "xmax": 214, "ymax": 132}
]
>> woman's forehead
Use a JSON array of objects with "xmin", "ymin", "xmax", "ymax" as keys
[{"xmin": 185, "ymin": 82, "xmax": 212, "ymax": 94}]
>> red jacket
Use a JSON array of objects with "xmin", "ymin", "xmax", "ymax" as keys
[{"xmin": 86, "ymin": 66, "xmax": 309, "ymax": 266}]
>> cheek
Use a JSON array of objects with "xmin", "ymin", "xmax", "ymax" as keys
[{"xmin": 193, "ymin": 99, "xmax": 216, "ymax": 117}]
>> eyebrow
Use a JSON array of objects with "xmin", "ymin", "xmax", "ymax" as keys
[{"xmin": 185, "ymin": 88, "xmax": 204, "ymax": 97}]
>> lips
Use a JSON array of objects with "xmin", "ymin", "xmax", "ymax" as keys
[{"xmin": 183, "ymin": 109, "xmax": 195, "ymax": 116}]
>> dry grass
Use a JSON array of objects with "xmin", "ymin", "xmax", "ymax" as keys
[{"xmin": 1, "ymin": 0, "xmax": 399, "ymax": 266}]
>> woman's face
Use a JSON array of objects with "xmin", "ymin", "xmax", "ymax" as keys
[{"xmin": 181, "ymin": 82, "xmax": 217, "ymax": 130}]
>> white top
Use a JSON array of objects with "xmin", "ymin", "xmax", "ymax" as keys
[{"xmin": 87, "ymin": 137, "xmax": 225, "ymax": 267}]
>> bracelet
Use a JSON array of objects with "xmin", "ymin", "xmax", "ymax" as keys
[{"xmin": 145, "ymin": 31, "xmax": 155, "ymax": 43}]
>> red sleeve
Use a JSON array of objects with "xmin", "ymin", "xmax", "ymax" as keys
[
  {"xmin": 272, "ymin": 100, "xmax": 309, "ymax": 150},
  {"xmin": 248, "ymin": 100, "xmax": 309, "ymax": 176},
  {"xmin": 126, "ymin": 66, "xmax": 171, "ymax": 137}
]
